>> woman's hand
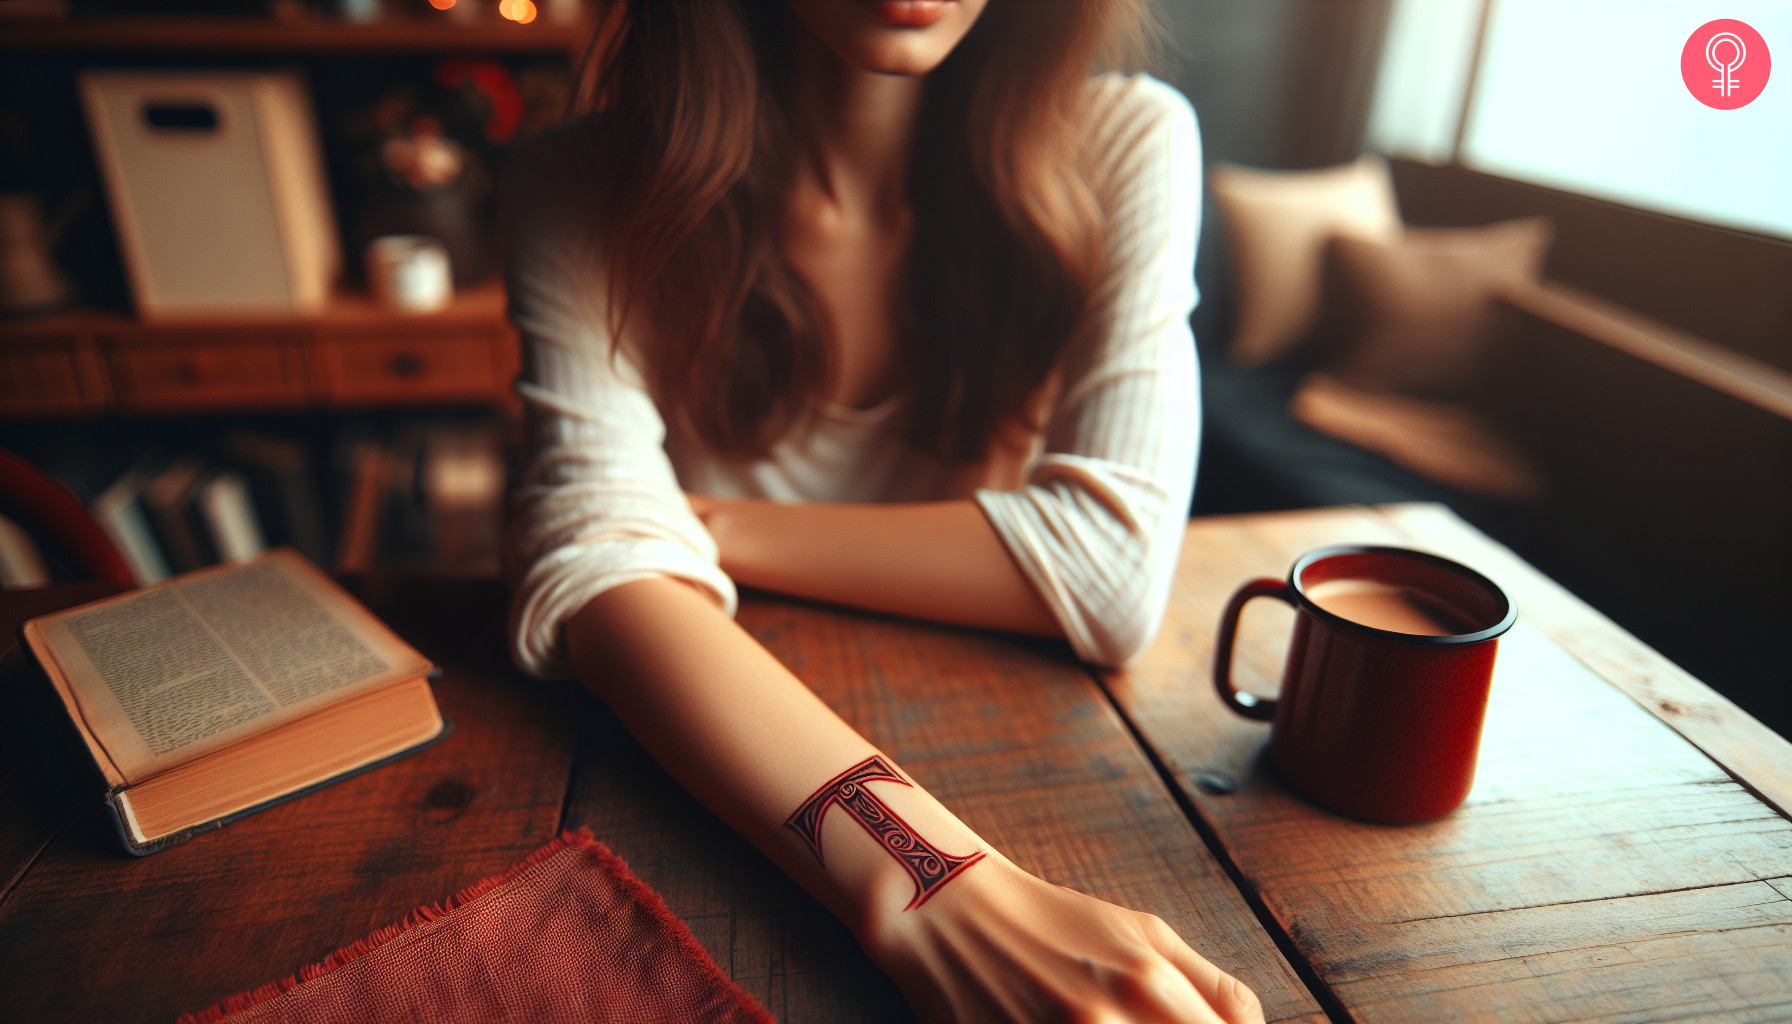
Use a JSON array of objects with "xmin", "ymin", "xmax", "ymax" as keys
[{"xmin": 860, "ymin": 853, "xmax": 1265, "ymax": 1024}]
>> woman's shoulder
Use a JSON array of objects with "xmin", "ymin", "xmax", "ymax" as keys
[
  {"xmin": 1084, "ymin": 73, "xmax": 1198, "ymax": 141},
  {"xmin": 1080, "ymin": 73, "xmax": 1201, "ymax": 185},
  {"xmin": 1085, "ymin": 72, "xmax": 1197, "ymax": 127},
  {"xmin": 1075, "ymin": 73, "xmax": 1204, "ymax": 208}
]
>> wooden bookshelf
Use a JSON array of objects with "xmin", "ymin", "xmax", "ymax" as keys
[
  {"xmin": 0, "ymin": 12, "xmax": 547, "ymax": 420},
  {"xmin": 0, "ymin": 14, "xmax": 590, "ymax": 56},
  {"xmin": 0, "ymin": 12, "xmax": 535, "ymax": 574},
  {"xmin": 0, "ymin": 282, "xmax": 519, "ymax": 417}
]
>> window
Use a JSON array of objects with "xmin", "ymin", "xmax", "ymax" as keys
[{"xmin": 1369, "ymin": 0, "xmax": 1792, "ymax": 241}]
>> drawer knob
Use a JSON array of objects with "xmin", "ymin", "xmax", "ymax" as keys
[
  {"xmin": 390, "ymin": 353, "xmax": 425, "ymax": 378},
  {"xmin": 177, "ymin": 356, "xmax": 214, "ymax": 384}
]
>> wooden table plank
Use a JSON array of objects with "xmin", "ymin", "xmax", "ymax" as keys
[
  {"xmin": 563, "ymin": 595, "xmax": 1328, "ymax": 1024},
  {"xmin": 0, "ymin": 583, "xmax": 118, "ymax": 907},
  {"xmin": 0, "ymin": 578, "xmax": 579, "ymax": 1024},
  {"xmin": 1105, "ymin": 505, "xmax": 1792, "ymax": 1022},
  {"xmin": 560, "ymin": 694, "xmax": 907, "ymax": 1023},
  {"xmin": 1378, "ymin": 501, "xmax": 1792, "ymax": 818}
]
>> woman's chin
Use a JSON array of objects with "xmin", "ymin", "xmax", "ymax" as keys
[{"xmin": 843, "ymin": 41, "xmax": 960, "ymax": 77}]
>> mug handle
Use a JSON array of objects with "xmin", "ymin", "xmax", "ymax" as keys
[{"xmin": 1213, "ymin": 577, "xmax": 1295, "ymax": 721}]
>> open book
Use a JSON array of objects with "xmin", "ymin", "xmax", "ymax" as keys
[{"xmin": 22, "ymin": 550, "xmax": 446, "ymax": 854}]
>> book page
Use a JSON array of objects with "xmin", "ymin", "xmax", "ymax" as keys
[
  {"xmin": 177, "ymin": 561, "xmax": 388, "ymax": 707},
  {"xmin": 65, "ymin": 590, "xmax": 278, "ymax": 760},
  {"xmin": 30, "ymin": 550, "xmax": 432, "ymax": 784}
]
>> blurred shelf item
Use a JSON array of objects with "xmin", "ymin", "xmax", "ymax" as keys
[
  {"xmin": 81, "ymin": 69, "xmax": 342, "ymax": 320},
  {"xmin": 0, "ymin": 14, "xmax": 590, "ymax": 55},
  {"xmin": 0, "ymin": 280, "xmax": 518, "ymax": 417}
]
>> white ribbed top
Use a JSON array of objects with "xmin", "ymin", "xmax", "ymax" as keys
[{"xmin": 504, "ymin": 73, "xmax": 1202, "ymax": 677}]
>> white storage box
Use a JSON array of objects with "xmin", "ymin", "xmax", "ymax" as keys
[{"xmin": 80, "ymin": 70, "xmax": 341, "ymax": 319}]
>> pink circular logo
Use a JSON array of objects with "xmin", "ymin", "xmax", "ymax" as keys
[{"xmin": 1682, "ymin": 19, "xmax": 1770, "ymax": 109}]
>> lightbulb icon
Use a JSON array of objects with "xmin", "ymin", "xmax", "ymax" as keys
[{"xmin": 1707, "ymin": 31, "xmax": 1747, "ymax": 97}]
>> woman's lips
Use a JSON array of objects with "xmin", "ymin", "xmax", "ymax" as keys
[{"xmin": 863, "ymin": 0, "xmax": 953, "ymax": 28}]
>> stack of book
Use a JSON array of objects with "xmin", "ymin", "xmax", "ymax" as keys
[
  {"xmin": 8, "ymin": 417, "xmax": 505, "ymax": 588},
  {"xmin": 41, "ymin": 431, "xmax": 331, "ymax": 586},
  {"xmin": 335, "ymin": 419, "xmax": 504, "ymax": 574}
]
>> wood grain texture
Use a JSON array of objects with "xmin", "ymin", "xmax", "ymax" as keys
[
  {"xmin": 1378, "ymin": 501, "xmax": 1792, "ymax": 818},
  {"xmin": 0, "ymin": 578, "xmax": 578, "ymax": 1024},
  {"xmin": 0, "ymin": 648, "xmax": 75, "ymax": 907},
  {"xmin": 0, "ymin": 284, "xmax": 518, "ymax": 417},
  {"xmin": 1105, "ymin": 505, "xmax": 1792, "ymax": 1021},
  {"xmin": 562, "ymin": 594, "xmax": 1326, "ymax": 1024},
  {"xmin": 0, "ymin": 582, "xmax": 120, "ymax": 906}
]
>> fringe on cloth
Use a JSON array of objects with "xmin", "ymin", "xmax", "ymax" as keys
[{"xmin": 177, "ymin": 828, "xmax": 776, "ymax": 1024}]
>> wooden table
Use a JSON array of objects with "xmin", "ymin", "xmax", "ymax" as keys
[{"xmin": 2, "ymin": 504, "xmax": 1789, "ymax": 1023}]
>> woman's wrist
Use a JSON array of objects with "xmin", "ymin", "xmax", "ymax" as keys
[
  {"xmin": 770, "ymin": 751, "xmax": 993, "ymax": 941},
  {"xmin": 851, "ymin": 843, "xmax": 1006, "ymax": 961}
]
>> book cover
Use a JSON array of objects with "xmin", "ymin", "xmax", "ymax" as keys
[
  {"xmin": 141, "ymin": 457, "xmax": 213, "ymax": 574},
  {"xmin": 223, "ymin": 431, "xmax": 331, "ymax": 565},
  {"xmin": 90, "ymin": 455, "xmax": 173, "ymax": 585},
  {"xmin": 197, "ymin": 470, "xmax": 266, "ymax": 564}
]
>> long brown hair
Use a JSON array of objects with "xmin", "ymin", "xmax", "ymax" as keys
[{"xmin": 576, "ymin": 0, "xmax": 1150, "ymax": 462}]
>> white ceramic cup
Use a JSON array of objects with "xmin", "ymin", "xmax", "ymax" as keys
[{"xmin": 366, "ymin": 235, "xmax": 452, "ymax": 313}]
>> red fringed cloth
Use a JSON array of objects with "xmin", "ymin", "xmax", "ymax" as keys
[{"xmin": 179, "ymin": 830, "xmax": 775, "ymax": 1024}]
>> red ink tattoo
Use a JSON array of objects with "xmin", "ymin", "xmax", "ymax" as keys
[{"xmin": 784, "ymin": 755, "xmax": 985, "ymax": 910}]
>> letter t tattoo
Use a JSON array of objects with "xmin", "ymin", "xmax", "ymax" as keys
[{"xmin": 784, "ymin": 756, "xmax": 985, "ymax": 910}]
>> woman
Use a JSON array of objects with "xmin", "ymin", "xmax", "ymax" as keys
[{"xmin": 503, "ymin": 1, "xmax": 1259, "ymax": 1021}]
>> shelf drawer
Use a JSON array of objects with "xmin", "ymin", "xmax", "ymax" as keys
[
  {"xmin": 0, "ymin": 339, "xmax": 97, "ymax": 416},
  {"xmin": 315, "ymin": 331, "xmax": 512, "ymax": 405},
  {"xmin": 105, "ymin": 334, "xmax": 305, "ymax": 412}
]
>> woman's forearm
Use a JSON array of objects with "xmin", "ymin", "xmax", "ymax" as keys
[
  {"xmin": 563, "ymin": 572, "xmax": 1264, "ymax": 1022},
  {"xmin": 695, "ymin": 497, "xmax": 1060, "ymax": 637},
  {"xmin": 563, "ymin": 574, "xmax": 990, "ymax": 931}
]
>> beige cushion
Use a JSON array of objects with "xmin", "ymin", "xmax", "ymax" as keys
[
  {"xmin": 1210, "ymin": 156, "xmax": 1401, "ymax": 368},
  {"xmin": 1318, "ymin": 217, "xmax": 1554, "ymax": 396},
  {"xmin": 1289, "ymin": 372, "xmax": 1545, "ymax": 504}
]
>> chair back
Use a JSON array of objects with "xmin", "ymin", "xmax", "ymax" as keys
[{"xmin": 0, "ymin": 449, "xmax": 136, "ymax": 585}]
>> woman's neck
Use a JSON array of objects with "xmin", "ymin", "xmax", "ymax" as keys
[{"xmin": 788, "ymin": 31, "xmax": 925, "ymax": 224}]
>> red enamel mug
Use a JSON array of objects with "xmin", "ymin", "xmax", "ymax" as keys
[{"xmin": 1214, "ymin": 546, "xmax": 1517, "ymax": 823}]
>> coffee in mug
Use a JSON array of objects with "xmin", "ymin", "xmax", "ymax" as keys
[
  {"xmin": 1304, "ymin": 579, "xmax": 1477, "ymax": 636},
  {"xmin": 1214, "ymin": 546, "xmax": 1516, "ymax": 823}
]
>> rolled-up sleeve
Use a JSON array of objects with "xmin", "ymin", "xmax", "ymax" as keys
[
  {"xmin": 974, "ymin": 77, "xmax": 1202, "ymax": 669},
  {"xmin": 501, "ymin": 134, "xmax": 736, "ymax": 679}
]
